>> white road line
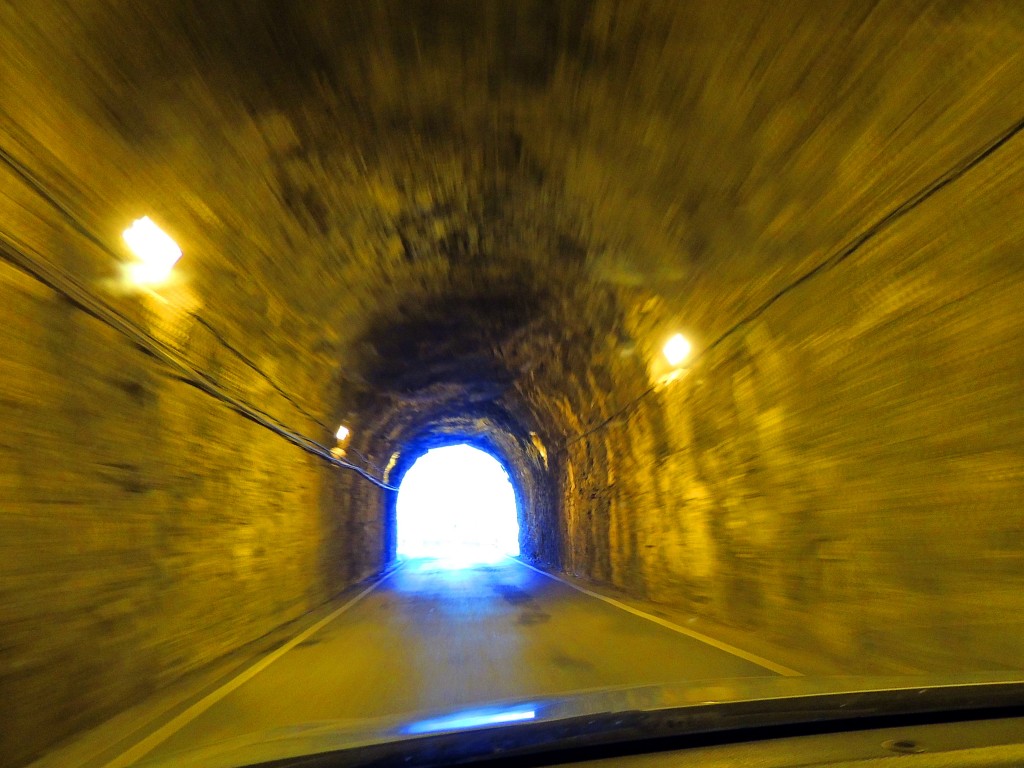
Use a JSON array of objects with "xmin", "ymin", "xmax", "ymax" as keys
[
  {"xmin": 102, "ymin": 571, "xmax": 395, "ymax": 768},
  {"xmin": 514, "ymin": 559, "xmax": 802, "ymax": 677}
]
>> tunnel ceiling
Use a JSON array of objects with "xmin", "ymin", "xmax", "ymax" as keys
[{"xmin": 4, "ymin": 0, "xmax": 1023, "ymax": 455}]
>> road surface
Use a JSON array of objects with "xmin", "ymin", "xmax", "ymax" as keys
[{"xmin": 135, "ymin": 557, "xmax": 782, "ymax": 763}]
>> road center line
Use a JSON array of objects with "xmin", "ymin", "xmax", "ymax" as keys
[
  {"xmin": 102, "ymin": 569, "xmax": 396, "ymax": 768},
  {"xmin": 514, "ymin": 558, "xmax": 802, "ymax": 677}
]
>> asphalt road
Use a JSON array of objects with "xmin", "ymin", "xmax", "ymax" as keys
[{"xmin": 140, "ymin": 557, "xmax": 778, "ymax": 763}]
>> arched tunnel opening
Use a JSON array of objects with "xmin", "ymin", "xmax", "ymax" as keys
[
  {"xmin": 395, "ymin": 444, "xmax": 521, "ymax": 564},
  {"xmin": 3, "ymin": 2, "xmax": 1024, "ymax": 767},
  {"xmin": 373, "ymin": 410, "xmax": 561, "ymax": 572}
]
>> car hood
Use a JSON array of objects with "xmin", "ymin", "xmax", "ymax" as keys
[{"xmin": 136, "ymin": 672, "xmax": 1024, "ymax": 768}]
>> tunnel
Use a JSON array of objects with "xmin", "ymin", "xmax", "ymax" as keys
[{"xmin": 2, "ymin": 2, "xmax": 1024, "ymax": 766}]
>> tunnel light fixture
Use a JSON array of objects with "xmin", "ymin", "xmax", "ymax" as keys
[
  {"xmin": 335, "ymin": 424, "xmax": 350, "ymax": 442},
  {"xmin": 384, "ymin": 450, "xmax": 400, "ymax": 483},
  {"xmin": 663, "ymin": 333, "xmax": 692, "ymax": 367},
  {"xmin": 529, "ymin": 431, "xmax": 548, "ymax": 468},
  {"xmin": 122, "ymin": 216, "xmax": 182, "ymax": 286}
]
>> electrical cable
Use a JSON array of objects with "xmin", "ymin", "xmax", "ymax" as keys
[
  {"xmin": 0, "ymin": 138, "xmax": 330, "ymax": 432},
  {"xmin": 1, "ymin": 127, "xmax": 388, "ymax": 487},
  {"xmin": 21, "ymin": 106, "xmax": 1019, "ymax": 465},
  {"xmin": 559, "ymin": 110, "xmax": 1024, "ymax": 451},
  {"xmin": 562, "ymin": 384, "xmax": 656, "ymax": 451},
  {"xmin": 186, "ymin": 312, "xmax": 333, "ymax": 431},
  {"xmin": 0, "ymin": 138, "xmax": 393, "ymax": 487},
  {"xmin": 0, "ymin": 224, "xmax": 313, "ymax": 452},
  {"xmin": 0, "ymin": 227, "xmax": 397, "ymax": 491},
  {"xmin": 343, "ymin": 445, "xmax": 388, "ymax": 474}
]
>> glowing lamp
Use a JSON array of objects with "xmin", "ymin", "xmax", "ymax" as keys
[
  {"xmin": 335, "ymin": 425, "xmax": 350, "ymax": 442},
  {"xmin": 663, "ymin": 333, "xmax": 691, "ymax": 366},
  {"xmin": 122, "ymin": 216, "xmax": 182, "ymax": 286}
]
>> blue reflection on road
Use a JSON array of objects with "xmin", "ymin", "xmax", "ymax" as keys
[{"xmin": 403, "ymin": 706, "xmax": 537, "ymax": 734}]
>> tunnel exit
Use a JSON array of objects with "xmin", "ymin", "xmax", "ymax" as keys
[{"xmin": 396, "ymin": 444, "xmax": 520, "ymax": 565}]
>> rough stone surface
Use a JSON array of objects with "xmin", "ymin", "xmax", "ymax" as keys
[{"xmin": 2, "ymin": 1, "xmax": 1024, "ymax": 765}]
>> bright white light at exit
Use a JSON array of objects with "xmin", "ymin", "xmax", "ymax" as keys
[
  {"xmin": 397, "ymin": 445, "xmax": 520, "ymax": 563},
  {"xmin": 335, "ymin": 424, "xmax": 350, "ymax": 441},
  {"xmin": 663, "ymin": 333, "xmax": 691, "ymax": 366},
  {"xmin": 122, "ymin": 216, "xmax": 182, "ymax": 286}
]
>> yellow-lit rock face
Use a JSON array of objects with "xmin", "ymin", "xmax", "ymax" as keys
[{"xmin": 2, "ymin": 1, "xmax": 1024, "ymax": 764}]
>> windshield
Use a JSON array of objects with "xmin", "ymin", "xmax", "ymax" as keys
[{"xmin": 3, "ymin": 3, "xmax": 1024, "ymax": 768}]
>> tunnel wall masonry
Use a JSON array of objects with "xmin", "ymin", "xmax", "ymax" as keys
[
  {"xmin": 557, "ymin": 136, "xmax": 1024, "ymax": 674},
  {"xmin": 0, "ymin": 240, "xmax": 360, "ymax": 767}
]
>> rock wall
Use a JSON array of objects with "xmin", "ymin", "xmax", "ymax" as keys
[
  {"xmin": 0, "ymin": 258, "xmax": 363, "ymax": 767},
  {"xmin": 556, "ymin": 133, "xmax": 1024, "ymax": 673},
  {"xmin": 0, "ymin": 52, "xmax": 374, "ymax": 766}
]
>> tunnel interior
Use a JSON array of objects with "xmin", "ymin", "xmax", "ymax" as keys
[{"xmin": 2, "ymin": 2, "xmax": 1024, "ymax": 766}]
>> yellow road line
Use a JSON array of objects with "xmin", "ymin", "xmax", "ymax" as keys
[
  {"xmin": 515, "ymin": 559, "xmax": 802, "ymax": 677},
  {"xmin": 102, "ymin": 571, "xmax": 394, "ymax": 768}
]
